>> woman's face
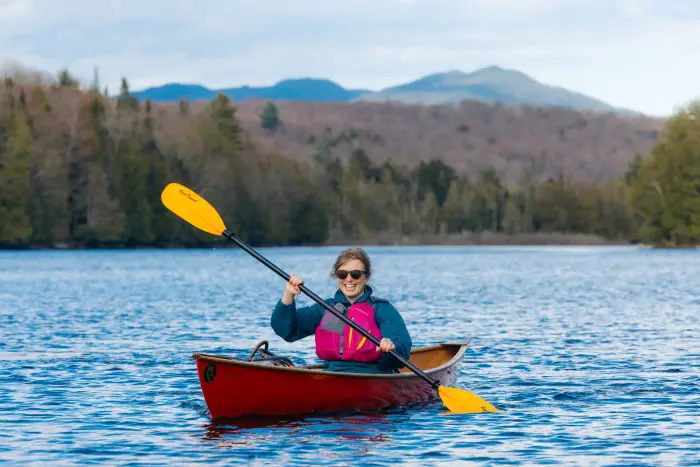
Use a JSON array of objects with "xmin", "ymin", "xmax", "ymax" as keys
[{"xmin": 335, "ymin": 258, "xmax": 369, "ymax": 301}]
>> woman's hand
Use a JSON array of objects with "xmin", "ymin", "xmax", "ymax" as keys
[
  {"xmin": 376, "ymin": 338, "xmax": 395, "ymax": 353},
  {"xmin": 282, "ymin": 273, "xmax": 304, "ymax": 304}
]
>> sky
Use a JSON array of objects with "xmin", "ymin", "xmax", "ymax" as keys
[{"xmin": 0, "ymin": 0, "xmax": 698, "ymax": 117}]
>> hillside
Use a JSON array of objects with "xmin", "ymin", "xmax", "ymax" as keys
[
  {"xmin": 132, "ymin": 66, "xmax": 640, "ymax": 116},
  {"xmin": 0, "ymin": 76, "xmax": 678, "ymax": 249},
  {"xmin": 206, "ymin": 98, "xmax": 664, "ymax": 186}
]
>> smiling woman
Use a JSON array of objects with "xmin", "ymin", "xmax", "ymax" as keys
[{"xmin": 270, "ymin": 248, "xmax": 413, "ymax": 374}]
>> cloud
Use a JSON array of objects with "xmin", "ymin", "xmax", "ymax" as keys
[{"xmin": 0, "ymin": 0, "xmax": 698, "ymax": 115}]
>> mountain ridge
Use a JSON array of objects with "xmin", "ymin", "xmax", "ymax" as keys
[
  {"xmin": 130, "ymin": 65, "xmax": 640, "ymax": 115},
  {"xmin": 132, "ymin": 78, "xmax": 370, "ymax": 103}
]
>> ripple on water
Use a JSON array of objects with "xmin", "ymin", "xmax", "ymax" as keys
[{"xmin": 1, "ymin": 246, "xmax": 699, "ymax": 465}]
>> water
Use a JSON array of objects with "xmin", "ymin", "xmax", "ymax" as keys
[{"xmin": 1, "ymin": 246, "xmax": 698, "ymax": 465}]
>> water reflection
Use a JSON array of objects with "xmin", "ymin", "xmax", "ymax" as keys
[
  {"xmin": 206, "ymin": 411, "xmax": 394, "ymax": 436},
  {"xmin": 203, "ymin": 411, "xmax": 398, "ymax": 452}
]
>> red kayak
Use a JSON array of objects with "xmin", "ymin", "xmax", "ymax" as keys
[{"xmin": 193, "ymin": 339, "xmax": 470, "ymax": 419}]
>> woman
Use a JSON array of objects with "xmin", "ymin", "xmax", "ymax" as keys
[{"xmin": 271, "ymin": 248, "xmax": 412, "ymax": 374}]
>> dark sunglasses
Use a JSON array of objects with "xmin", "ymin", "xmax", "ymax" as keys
[{"xmin": 335, "ymin": 269, "xmax": 366, "ymax": 280}]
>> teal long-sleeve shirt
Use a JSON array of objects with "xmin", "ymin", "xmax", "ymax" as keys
[{"xmin": 270, "ymin": 285, "xmax": 412, "ymax": 374}]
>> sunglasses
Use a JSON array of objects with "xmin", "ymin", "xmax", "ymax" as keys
[{"xmin": 335, "ymin": 269, "xmax": 366, "ymax": 280}]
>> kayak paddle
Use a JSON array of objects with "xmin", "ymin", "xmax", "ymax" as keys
[{"xmin": 160, "ymin": 182, "xmax": 499, "ymax": 413}]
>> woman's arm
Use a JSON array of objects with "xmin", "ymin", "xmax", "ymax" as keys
[
  {"xmin": 271, "ymin": 299, "xmax": 326, "ymax": 342},
  {"xmin": 375, "ymin": 302, "xmax": 412, "ymax": 369}
]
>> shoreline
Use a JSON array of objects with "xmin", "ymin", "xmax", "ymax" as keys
[{"xmin": 0, "ymin": 232, "xmax": 646, "ymax": 250}]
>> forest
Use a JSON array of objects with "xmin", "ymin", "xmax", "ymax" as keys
[{"xmin": 0, "ymin": 68, "xmax": 697, "ymax": 249}]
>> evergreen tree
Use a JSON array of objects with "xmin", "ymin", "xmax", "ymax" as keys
[
  {"xmin": 0, "ymin": 100, "xmax": 33, "ymax": 246},
  {"xmin": 57, "ymin": 68, "xmax": 79, "ymax": 88},
  {"xmin": 630, "ymin": 102, "xmax": 700, "ymax": 246},
  {"xmin": 260, "ymin": 101, "xmax": 281, "ymax": 131}
]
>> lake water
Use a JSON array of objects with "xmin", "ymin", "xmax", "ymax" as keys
[{"xmin": 1, "ymin": 246, "xmax": 698, "ymax": 465}]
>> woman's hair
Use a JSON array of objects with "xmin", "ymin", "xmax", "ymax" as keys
[{"xmin": 330, "ymin": 248, "xmax": 372, "ymax": 277}]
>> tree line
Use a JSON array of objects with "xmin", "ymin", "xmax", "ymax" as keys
[{"xmin": 0, "ymin": 72, "xmax": 697, "ymax": 248}]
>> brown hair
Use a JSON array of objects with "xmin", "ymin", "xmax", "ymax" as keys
[{"xmin": 330, "ymin": 248, "xmax": 372, "ymax": 277}]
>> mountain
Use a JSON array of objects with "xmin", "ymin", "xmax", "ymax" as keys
[
  {"xmin": 130, "ymin": 66, "xmax": 640, "ymax": 115},
  {"xmin": 353, "ymin": 66, "xmax": 638, "ymax": 115},
  {"xmin": 131, "ymin": 78, "xmax": 369, "ymax": 103}
]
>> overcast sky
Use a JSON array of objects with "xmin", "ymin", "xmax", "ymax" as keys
[{"xmin": 1, "ymin": 0, "xmax": 698, "ymax": 116}]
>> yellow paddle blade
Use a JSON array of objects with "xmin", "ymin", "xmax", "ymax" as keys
[
  {"xmin": 438, "ymin": 385, "xmax": 499, "ymax": 413},
  {"xmin": 161, "ymin": 183, "xmax": 226, "ymax": 236}
]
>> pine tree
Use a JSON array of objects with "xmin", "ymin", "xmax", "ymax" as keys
[
  {"xmin": 260, "ymin": 101, "xmax": 281, "ymax": 131},
  {"xmin": 0, "ymin": 98, "xmax": 33, "ymax": 245}
]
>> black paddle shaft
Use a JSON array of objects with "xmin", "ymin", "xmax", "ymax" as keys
[{"xmin": 222, "ymin": 230, "xmax": 441, "ymax": 390}]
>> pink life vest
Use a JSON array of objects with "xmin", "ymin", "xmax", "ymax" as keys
[{"xmin": 315, "ymin": 300, "xmax": 383, "ymax": 363}]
